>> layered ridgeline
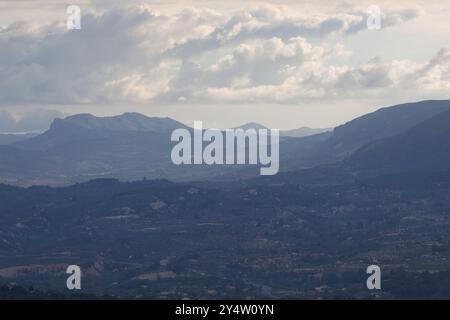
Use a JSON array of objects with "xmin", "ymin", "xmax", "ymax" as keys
[
  {"xmin": 1, "ymin": 100, "xmax": 450, "ymax": 186},
  {"xmin": 1, "ymin": 113, "xmax": 281, "ymax": 185},
  {"xmin": 229, "ymin": 99, "xmax": 450, "ymax": 185},
  {"xmin": 346, "ymin": 108, "xmax": 450, "ymax": 174},
  {"xmin": 245, "ymin": 100, "xmax": 450, "ymax": 186},
  {"xmin": 2, "ymin": 100, "xmax": 450, "ymax": 299},
  {"xmin": 1, "ymin": 113, "xmax": 221, "ymax": 185},
  {"xmin": 279, "ymin": 100, "xmax": 450, "ymax": 171},
  {"xmin": 235, "ymin": 123, "xmax": 331, "ymax": 138},
  {"xmin": 0, "ymin": 112, "xmax": 329, "ymax": 185}
]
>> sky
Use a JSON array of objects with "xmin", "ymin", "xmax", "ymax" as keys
[{"xmin": 0, "ymin": 0, "xmax": 450, "ymax": 131}]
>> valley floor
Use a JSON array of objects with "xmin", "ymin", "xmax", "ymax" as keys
[{"xmin": 0, "ymin": 172, "xmax": 450, "ymax": 299}]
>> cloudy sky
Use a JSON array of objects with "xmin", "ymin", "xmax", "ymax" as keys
[{"xmin": 0, "ymin": 0, "xmax": 449, "ymax": 130}]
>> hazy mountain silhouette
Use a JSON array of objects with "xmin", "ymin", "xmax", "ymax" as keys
[
  {"xmin": 281, "ymin": 127, "xmax": 332, "ymax": 138},
  {"xmin": 62, "ymin": 112, "xmax": 184, "ymax": 132},
  {"xmin": 280, "ymin": 100, "xmax": 450, "ymax": 171},
  {"xmin": 2, "ymin": 101, "xmax": 450, "ymax": 299},
  {"xmin": 233, "ymin": 122, "xmax": 268, "ymax": 131},
  {"xmin": 0, "ymin": 133, "xmax": 38, "ymax": 145},
  {"xmin": 233, "ymin": 122, "xmax": 331, "ymax": 138},
  {"xmin": 15, "ymin": 113, "xmax": 188, "ymax": 151},
  {"xmin": 1, "ymin": 100, "xmax": 450, "ymax": 186},
  {"xmin": 2, "ymin": 113, "xmax": 247, "ymax": 185}
]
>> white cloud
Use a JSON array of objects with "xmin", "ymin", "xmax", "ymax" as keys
[{"xmin": 0, "ymin": 2, "xmax": 444, "ymax": 108}]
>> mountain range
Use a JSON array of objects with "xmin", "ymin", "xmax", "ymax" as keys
[
  {"xmin": 2, "ymin": 99, "xmax": 450, "ymax": 299},
  {"xmin": 0, "ymin": 100, "xmax": 450, "ymax": 186},
  {"xmin": 346, "ymin": 108, "xmax": 450, "ymax": 173},
  {"xmin": 234, "ymin": 122, "xmax": 331, "ymax": 138}
]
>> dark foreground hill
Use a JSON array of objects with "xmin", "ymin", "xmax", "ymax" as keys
[
  {"xmin": 1, "ymin": 171, "xmax": 450, "ymax": 299},
  {"xmin": 347, "ymin": 108, "xmax": 450, "ymax": 174}
]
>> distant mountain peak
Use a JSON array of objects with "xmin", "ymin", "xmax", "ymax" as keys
[
  {"xmin": 281, "ymin": 127, "xmax": 332, "ymax": 138},
  {"xmin": 234, "ymin": 122, "xmax": 268, "ymax": 131},
  {"xmin": 53, "ymin": 112, "xmax": 186, "ymax": 132}
]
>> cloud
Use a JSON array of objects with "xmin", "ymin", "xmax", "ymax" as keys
[
  {"xmin": 0, "ymin": 109, "xmax": 66, "ymax": 132},
  {"xmin": 0, "ymin": 3, "xmax": 438, "ymax": 107},
  {"xmin": 167, "ymin": 4, "xmax": 421, "ymax": 58},
  {"xmin": 186, "ymin": 48, "xmax": 450, "ymax": 104}
]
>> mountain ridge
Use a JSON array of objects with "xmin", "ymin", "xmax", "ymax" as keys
[{"xmin": 1, "ymin": 99, "xmax": 450, "ymax": 186}]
